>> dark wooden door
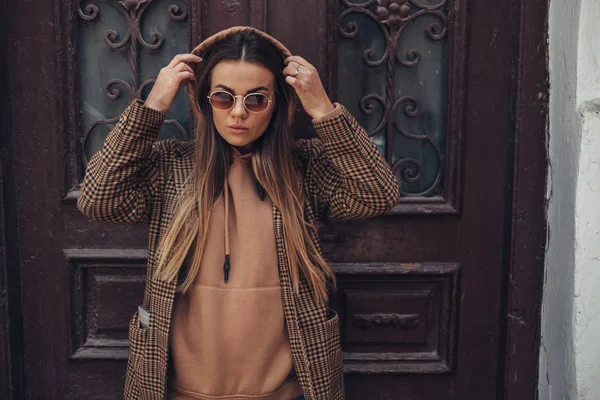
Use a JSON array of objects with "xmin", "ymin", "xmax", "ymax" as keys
[{"xmin": 5, "ymin": 0, "xmax": 547, "ymax": 399}]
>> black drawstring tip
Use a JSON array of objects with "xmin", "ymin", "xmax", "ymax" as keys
[{"xmin": 223, "ymin": 255, "xmax": 231, "ymax": 282}]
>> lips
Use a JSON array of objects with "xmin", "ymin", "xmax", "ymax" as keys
[{"xmin": 228, "ymin": 125, "xmax": 249, "ymax": 134}]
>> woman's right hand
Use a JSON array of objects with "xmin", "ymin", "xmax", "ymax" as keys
[{"xmin": 144, "ymin": 53, "xmax": 202, "ymax": 113}]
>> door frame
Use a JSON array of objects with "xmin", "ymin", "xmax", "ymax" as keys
[
  {"xmin": 1, "ymin": 0, "xmax": 26, "ymax": 399},
  {"xmin": 0, "ymin": 0, "xmax": 549, "ymax": 399},
  {"xmin": 498, "ymin": 0, "xmax": 548, "ymax": 399}
]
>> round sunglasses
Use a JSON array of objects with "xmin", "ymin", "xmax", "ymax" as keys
[{"xmin": 207, "ymin": 91, "xmax": 273, "ymax": 113}]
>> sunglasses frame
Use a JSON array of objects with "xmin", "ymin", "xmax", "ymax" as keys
[{"xmin": 207, "ymin": 90, "xmax": 273, "ymax": 113}]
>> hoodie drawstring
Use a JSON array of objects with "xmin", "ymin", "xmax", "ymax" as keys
[{"xmin": 223, "ymin": 175, "xmax": 231, "ymax": 282}]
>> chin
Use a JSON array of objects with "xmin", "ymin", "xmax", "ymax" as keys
[{"xmin": 222, "ymin": 135, "xmax": 255, "ymax": 149}]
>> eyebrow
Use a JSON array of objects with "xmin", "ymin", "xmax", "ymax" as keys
[{"xmin": 214, "ymin": 84, "xmax": 270, "ymax": 94}]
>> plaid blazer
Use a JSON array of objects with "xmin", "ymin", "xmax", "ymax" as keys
[{"xmin": 77, "ymin": 99, "xmax": 400, "ymax": 400}]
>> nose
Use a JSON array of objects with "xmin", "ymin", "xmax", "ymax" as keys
[{"xmin": 229, "ymin": 95, "xmax": 248, "ymax": 119}]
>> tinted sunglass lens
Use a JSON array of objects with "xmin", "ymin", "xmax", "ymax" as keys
[
  {"xmin": 245, "ymin": 94, "xmax": 268, "ymax": 112},
  {"xmin": 210, "ymin": 92, "xmax": 234, "ymax": 109}
]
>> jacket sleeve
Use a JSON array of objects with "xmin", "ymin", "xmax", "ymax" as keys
[
  {"xmin": 302, "ymin": 103, "xmax": 400, "ymax": 222},
  {"xmin": 77, "ymin": 99, "xmax": 170, "ymax": 224}
]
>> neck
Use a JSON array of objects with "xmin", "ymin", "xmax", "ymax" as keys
[{"xmin": 233, "ymin": 143, "xmax": 253, "ymax": 155}]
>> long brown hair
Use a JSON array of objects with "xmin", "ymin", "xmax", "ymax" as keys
[{"xmin": 153, "ymin": 31, "xmax": 335, "ymax": 302}]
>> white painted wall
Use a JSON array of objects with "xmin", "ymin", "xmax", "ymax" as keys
[
  {"xmin": 541, "ymin": 0, "xmax": 600, "ymax": 398},
  {"xmin": 576, "ymin": 2, "xmax": 600, "ymax": 105},
  {"xmin": 572, "ymin": 1, "xmax": 600, "ymax": 397},
  {"xmin": 540, "ymin": 1, "xmax": 580, "ymax": 397}
]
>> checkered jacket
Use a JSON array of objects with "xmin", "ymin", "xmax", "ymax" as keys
[{"xmin": 77, "ymin": 99, "xmax": 400, "ymax": 400}]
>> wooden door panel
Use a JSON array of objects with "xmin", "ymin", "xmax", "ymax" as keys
[
  {"xmin": 320, "ymin": 218, "xmax": 459, "ymax": 261},
  {"xmin": 331, "ymin": 263, "xmax": 458, "ymax": 374},
  {"xmin": 65, "ymin": 249, "xmax": 146, "ymax": 361}
]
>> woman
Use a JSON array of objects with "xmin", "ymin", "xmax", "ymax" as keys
[{"xmin": 77, "ymin": 26, "xmax": 399, "ymax": 400}]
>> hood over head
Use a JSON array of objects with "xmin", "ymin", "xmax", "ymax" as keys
[{"xmin": 185, "ymin": 26, "xmax": 296, "ymax": 128}]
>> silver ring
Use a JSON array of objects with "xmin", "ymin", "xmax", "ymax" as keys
[{"xmin": 293, "ymin": 66, "xmax": 300, "ymax": 76}]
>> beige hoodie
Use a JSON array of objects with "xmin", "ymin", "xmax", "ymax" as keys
[
  {"xmin": 167, "ymin": 27, "xmax": 304, "ymax": 400},
  {"xmin": 168, "ymin": 150, "xmax": 302, "ymax": 399}
]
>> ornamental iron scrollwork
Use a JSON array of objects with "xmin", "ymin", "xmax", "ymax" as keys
[
  {"xmin": 338, "ymin": 0, "xmax": 448, "ymax": 197},
  {"xmin": 78, "ymin": 0, "xmax": 189, "ymax": 166}
]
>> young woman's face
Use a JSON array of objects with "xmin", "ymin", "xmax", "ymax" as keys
[{"xmin": 209, "ymin": 60, "xmax": 276, "ymax": 153}]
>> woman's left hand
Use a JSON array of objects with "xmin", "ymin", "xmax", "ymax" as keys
[{"xmin": 284, "ymin": 56, "xmax": 335, "ymax": 120}]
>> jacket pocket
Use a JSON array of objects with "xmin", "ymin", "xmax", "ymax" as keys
[
  {"xmin": 325, "ymin": 310, "xmax": 345, "ymax": 399},
  {"xmin": 128, "ymin": 310, "xmax": 148, "ymax": 368},
  {"xmin": 125, "ymin": 310, "xmax": 149, "ymax": 398}
]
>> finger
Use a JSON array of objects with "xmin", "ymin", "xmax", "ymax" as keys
[
  {"xmin": 177, "ymin": 71, "xmax": 196, "ymax": 82},
  {"xmin": 283, "ymin": 64, "xmax": 301, "ymax": 77},
  {"xmin": 167, "ymin": 53, "xmax": 201, "ymax": 68},
  {"xmin": 168, "ymin": 53, "xmax": 202, "ymax": 69},
  {"xmin": 173, "ymin": 62, "xmax": 195, "ymax": 75},
  {"xmin": 285, "ymin": 56, "xmax": 308, "ymax": 65},
  {"xmin": 285, "ymin": 75, "xmax": 300, "ymax": 89},
  {"xmin": 285, "ymin": 61, "xmax": 299, "ymax": 70},
  {"xmin": 285, "ymin": 55, "xmax": 314, "ymax": 70}
]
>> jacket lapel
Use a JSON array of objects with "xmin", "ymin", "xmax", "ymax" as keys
[
  {"xmin": 142, "ymin": 149, "xmax": 193, "ymax": 399},
  {"xmin": 272, "ymin": 205, "xmax": 316, "ymax": 399}
]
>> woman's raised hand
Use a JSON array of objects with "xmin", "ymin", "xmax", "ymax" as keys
[
  {"xmin": 284, "ymin": 55, "xmax": 335, "ymax": 120},
  {"xmin": 144, "ymin": 53, "xmax": 202, "ymax": 113}
]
